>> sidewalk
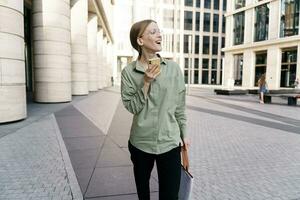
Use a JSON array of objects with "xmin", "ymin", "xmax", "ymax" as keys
[{"xmin": 0, "ymin": 87, "xmax": 300, "ymax": 200}]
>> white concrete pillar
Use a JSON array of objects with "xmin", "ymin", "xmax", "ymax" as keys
[
  {"xmin": 268, "ymin": 0, "xmax": 280, "ymax": 40},
  {"xmin": 87, "ymin": 14, "xmax": 98, "ymax": 91},
  {"xmin": 223, "ymin": 52, "xmax": 234, "ymax": 89},
  {"xmin": 32, "ymin": 0, "xmax": 71, "ymax": 102},
  {"xmin": 244, "ymin": 9, "xmax": 253, "ymax": 44},
  {"xmin": 266, "ymin": 46, "xmax": 281, "ymax": 89},
  {"xmin": 71, "ymin": 0, "xmax": 88, "ymax": 95},
  {"xmin": 243, "ymin": 50, "xmax": 255, "ymax": 88},
  {"xmin": 0, "ymin": 0, "xmax": 26, "ymax": 123},
  {"xmin": 102, "ymin": 37, "xmax": 108, "ymax": 88},
  {"xmin": 97, "ymin": 28, "xmax": 103, "ymax": 89}
]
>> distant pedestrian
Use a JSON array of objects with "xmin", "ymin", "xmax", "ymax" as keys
[
  {"xmin": 121, "ymin": 19, "xmax": 189, "ymax": 200},
  {"xmin": 294, "ymin": 77, "xmax": 300, "ymax": 89},
  {"xmin": 258, "ymin": 74, "xmax": 268, "ymax": 104}
]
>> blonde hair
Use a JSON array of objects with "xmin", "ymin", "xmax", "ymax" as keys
[{"xmin": 129, "ymin": 19, "xmax": 156, "ymax": 58}]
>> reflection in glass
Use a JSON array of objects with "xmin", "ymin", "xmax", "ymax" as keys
[
  {"xmin": 234, "ymin": 54, "xmax": 243, "ymax": 86},
  {"xmin": 281, "ymin": 48, "xmax": 297, "ymax": 87},
  {"xmin": 235, "ymin": 0, "xmax": 245, "ymax": 9},
  {"xmin": 204, "ymin": 13, "xmax": 211, "ymax": 32},
  {"xmin": 196, "ymin": 12, "xmax": 200, "ymax": 31},
  {"xmin": 213, "ymin": 14, "xmax": 219, "ymax": 32},
  {"xmin": 254, "ymin": 4, "xmax": 269, "ymax": 41},
  {"xmin": 184, "ymin": 11, "xmax": 193, "ymax": 30},
  {"xmin": 255, "ymin": 52, "xmax": 267, "ymax": 86},
  {"xmin": 204, "ymin": 0, "xmax": 211, "ymax": 9},
  {"xmin": 195, "ymin": 35, "xmax": 199, "ymax": 54},
  {"xmin": 203, "ymin": 36, "xmax": 210, "ymax": 54},
  {"xmin": 212, "ymin": 37, "xmax": 218, "ymax": 55},
  {"xmin": 280, "ymin": 0, "xmax": 299, "ymax": 37},
  {"xmin": 185, "ymin": 0, "xmax": 193, "ymax": 6},
  {"xmin": 233, "ymin": 12, "xmax": 245, "ymax": 45}
]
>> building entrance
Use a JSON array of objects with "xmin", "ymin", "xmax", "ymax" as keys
[{"xmin": 24, "ymin": 5, "xmax": 33, "ymax": 93}]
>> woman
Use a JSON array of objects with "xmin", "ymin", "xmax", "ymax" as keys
[
  {"xmin": 258, "ymin": 73, "xmax": 268, "ymax": 104},
  {"xmin": 121, "ymin": 19, "xmax": 189, "ymax": 200}
]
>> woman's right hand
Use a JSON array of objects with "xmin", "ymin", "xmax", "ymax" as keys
[{"xmin": 144, "ymin": 64, "xmax": 161, "ymax": 84}]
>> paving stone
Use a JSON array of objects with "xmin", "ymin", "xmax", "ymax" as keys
[{"xmin": 85, "ymin": 166, "xmax": 158, "ymax": 198}]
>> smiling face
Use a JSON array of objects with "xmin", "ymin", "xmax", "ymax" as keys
[{"xmin": 137, "ymin": 22, "xmax": 162, "ymax": 54}]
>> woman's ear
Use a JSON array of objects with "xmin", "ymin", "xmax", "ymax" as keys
[{"xmin": 137, "ymin": 37, "xmax": 143, "ymax": 46}]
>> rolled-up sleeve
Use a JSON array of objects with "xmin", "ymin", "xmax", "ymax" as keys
[
  {"xmin": 121, "ymin": 69, "xmax": 146, "ymax": 115},
  {"xmin": 174, "ymin": 66, "xmax": 187, "ymax": 139}
]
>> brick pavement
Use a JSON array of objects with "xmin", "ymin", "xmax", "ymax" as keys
[
  {"xmin": 187, "ymin": 88, "xmax": 300, "ymax": 200},
  {"xmin": 1, "ymin": 87, "xmax": 300, "ymax": 200}
]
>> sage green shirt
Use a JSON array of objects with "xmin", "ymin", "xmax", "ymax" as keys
[{"xmin": 121, "ymin": 57, "xmax": 187, "ymax": 154}]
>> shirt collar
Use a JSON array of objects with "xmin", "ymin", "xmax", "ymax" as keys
[{"xmin": 134, "ymin": 54, "xmax": 166, "ymax": 73}]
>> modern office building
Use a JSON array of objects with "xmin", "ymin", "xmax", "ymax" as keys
[
  {"xmin": 114, "ymin": 0, "xmax": 227, "ymax": 86},
  {"xmin": 223, "ymin": 0, "xmax": 300, "ymax": 90},
  {"xmin": 0, "ymin": 0, "xmax": 114, "ymax": 123}
]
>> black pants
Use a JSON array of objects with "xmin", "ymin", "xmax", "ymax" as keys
[{"xmin": 128, "ymin": 142, "xmax": 181, "ymax": 200}]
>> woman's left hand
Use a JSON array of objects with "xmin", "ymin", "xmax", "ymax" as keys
[{"xmin": 182, "ymin": 138, "xmax": 190, "ymax": 150}]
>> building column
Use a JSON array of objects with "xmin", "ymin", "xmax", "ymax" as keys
[
  {"xmin": 266, "ymin": 46, "xmax": 281, "ymax": 89},
  {"xmin": 242, "ymin": 50, "xmax": 255, "ymax": 88},
  {"xmin": 87, "ymin": 14, "xmax": 98, "ymax": 91},
  {"xmin": 97, "ymin": 28, "xmax": 103, "ymax": 89},
  {"xmin": 102, "ymin": 37, "xmax": 108, "ymax": 88},
  {"xmin": 223, "ymin": 52, "xmax": 234, "ymax": 89},
  {"xmin": 0, "ymin": 0, "xmax": 26, "ymax": 123},
  {"xmin": 71, "ymin": 0, "xmax": 88, "ymax": 95},
  {"xmin": 268, "ymin": 0, "xmax": 280, "ymax": 40},
  {"xmin": 32, "ymin": 0, "xmax": 71, "ymax": 102}
]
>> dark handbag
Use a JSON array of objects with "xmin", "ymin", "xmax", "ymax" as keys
[{"xmin": 179, "ymin": 141, "xmax": 193, "ymax": 200}]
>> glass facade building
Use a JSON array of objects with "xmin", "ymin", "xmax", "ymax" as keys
[
  {"xmin": 183, "ymin": 0, "xmax": 227, "ymax": 85},
  {"xmin": 223, "ymin": 0, "xmax": 300, "ymax": 90}
]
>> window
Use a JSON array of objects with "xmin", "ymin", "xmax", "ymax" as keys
[
  {"xmin": 202, "ymin": 70, "xmax": 209, "ymax": 84},
  {"xmin": 222, "ymin": 15, "xmax": 226, "ymax": 33},
  {"xmin": 185, "ymin": 58, "xmax": 190, "ymax": 69},
  {"xmin": 195, "ymin": 35, "xmax": 199, "ymax": 54},
  {"xmin": 214, "ymin": 0, "xmax": 219, "ymax": 10},
  {"xmin": 223, "ymin": 0, "xmax": 227, "ymax": 11},
  {"xmin": 196, "ymin": 0, "xmax": 201, "ymax": 7},
  {"xmin": 280, "ymin": 0, "xmax": 300, "ymax": 37},
  {"xmin": 184, "ymin": 35, "xmax": 189, "ymax": 53},
  {"xmin": 233, "ymin": 12, "xmax": 245, "ymax": 45},
  {"xmin": 164, "ymin": 9, "xmax": 174, "ymax": 29},
  {"xmin": 221, "ymin": 37, "xmax": 225, "ymax": 48},
  {"xmin": 235, "ymin": 0, "xmax": 245, "ymax": 9},
  {"xmin": 202, "ymin": 59, "xmax": 209, "ymax": 69},
  {"xmin": 254, "ymin": 4, "xmax": 269, "ymax": 41},
  {"xmin": 212, "ymin": 59, "xmax": 217, "ymax": 69},
  {"xmin": 281, "ymin": 48, "xmax": 297, "ymax": 87},
  {"xmin": 212, "ymin": 37, "xmax": 218, "ymax": 55},
  {"xmin": 204, "ymin": 0, "xmax": 211, "ymax": 9},
  {"xmin": 234, "ymin": 54, "xmax": 243, "ymax": 86},
  {"xmin": 194, "ymin": 70, "xmax": 199, "ymax": 84},
  {"xmin": 255, "ymin": 52, "xmax": 267, "ymax": 86},
  {"xmin": 221, "ymin": 37, "xmax": 225, "ymax": 55},
  {"xmin": 184, "ymin": 11, "xmax": 193, "ymax": 30},
  {"xmin": 213, "ymin": 14, "xmax": 219, "ymax": 32},
  {"xmin": 204, "ymin": 13, "xmax": 211, "ymax": 32},
  {"xmin": 185, "ymin": 0, "xmax": 193, "ymax": 6},
  {"xmin": 203, "ymin": 36, "xmax": 210, "ymax": 54},
  {"xmin": 184, "ymin": 70, "xmax": 189, "ymax": 83},
  {"xmin": 194, "ymin": 58, "xmax": 199, "ymax": 69},
  {"xmin": 196, "ymin": 12, "xmax": 200, "ymax": 31},
  {"xmin": 211, "ymin": 71, "xmax": 217, "ymax": 84}
]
